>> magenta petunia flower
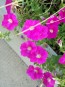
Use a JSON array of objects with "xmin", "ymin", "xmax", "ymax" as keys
[
  {"xmin": 20, "ymin": 41, "xmax": 37, "ymax": 57},
  {"xmin": 5, "ymin": 0, "xmax": 12, "ymax": 13},
  {"xmin": 29, "ymin": 46, "xmax": 48, "ymax": 64},
  {"xmin": 47, "ymin": 25, "xmax": 58, "ymax": 39},
  {"xmin": 22, "ymin": 19, "xmax": 48, "ymax": 41},
  {"xmin": 26, "ymin": 65, "xmax": 43, "ymax": 80},
  {"xmin": 46, "ymin": 15, "xmax": 60, "ymax": 26},
  {"xmin": 58, "ymin": 7, "xmax": 65, "ymax": 23},
  {"xmin": 2, "ymin": 13, "xmax": 18, "ymax": 31},
  {"xmin": 43, "ymin": 72, "xmax": 55, "ymax": 87},
  {"xmin": 58, "ymin": 53, "xmax": 65, "ymax": 64}
]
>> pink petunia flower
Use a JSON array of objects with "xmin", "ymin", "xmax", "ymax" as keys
[
  {"xmin": 47, "ymin": 25, "xmax": 58, "ymax": 39},
  {"xmin": 46, "ymin": 15, "xmax": 60, "ymax": 26},
  {"xmin": 58, "ymin": 53, "xmax": 65, "ymax": 64},
  {"xmin": 30, "ymin": 46, "xmax": 48, "ymax": 64},
  {"xmin": 20, "ymin": 41, "xmax": 37, "ymax": 57},
  {"xmin": 26, "ymin": 65, "xmax": 43, "ymax": 80},
  {"xmin": 43, "ymin": 72, "xmax": 55, "ymax": 87},
  {"xmin": 58, "ymin": 7, "xmax": 65, "ymax": 23},
  {"xmin": 5, "ymin": 0, "xmax": 12, "ymax": 13},
  {"xmin": 2, "ymin": 13, "xmax": 18, "ymax": 31},
  {"xmin": 22, "ymin": 19, "xmax": 48, "ymax": 41}
]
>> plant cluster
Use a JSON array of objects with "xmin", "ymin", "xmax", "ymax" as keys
[{"xmin": 1, "ymin": 0, "xmax": 65, "ymax": 87}]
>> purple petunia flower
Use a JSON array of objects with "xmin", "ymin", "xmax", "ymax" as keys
[
  {"xmin": 46, "ymin": 15, "xmax": 60, "ymax": 26},
  {"xmin": 5, "ymin": 0, "xmax": 12, "ymax": 13},
  {"xmin": 58, "ymin": 7, "xmax": 65, "ymax": 23},
  {"xmin": 47, "ymin": 25, "xmax": 58, "ymax": 39},
  {"xmin": 58, "ymin": 53, "xmax": 65, "ymax": 64},
  {"xmin": 43, "ymin": 72, "xmax": 55, "ymax": 87},
  {"xmin": 26, "ymin": 65, "xmax": 43, "ymax": 80},
  {"xmin": 22, "ymin": 19, "xmax": 48, "ymax": 41},
  {"xmin": 2, "ymin": 13, "xmax": 18, "ymax": 31},
  {"xmin": 20, "ymin": 41, "xmax": 37, "ymax": 57},
  {"xmin": 30, "ymin": 46, "xmax": 48, "ymax": 64}
]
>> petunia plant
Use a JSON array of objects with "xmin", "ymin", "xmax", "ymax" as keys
[{"xmin": 1, "ymin": 0, "xmax": 65, "ymax": 87}]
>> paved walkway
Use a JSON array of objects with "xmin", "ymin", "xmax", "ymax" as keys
[{"xmin": 0, "ymin": 40, "xmax": 40, "ymax": 87}]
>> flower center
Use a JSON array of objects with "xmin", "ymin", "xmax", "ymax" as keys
[
  {"xmin": 8, "ymin": 19, "xmax": 13, "ymax": 23},
  {"xmin": 50, "ymin": 20, "xmax": 54, "ymax": 23},
  {"xmin": 34, "ymin": 69, "xmax": 38, "ymax": 73},
  {"xmin": 50, "ymin": 29, "xmax": 53, "ymax": 33},
  {"xmin": 36, "ymin": 54, "xmax": 41, "ymax": 58},
  {"xmin": 27, "ymin": 47, "xmax": 32, "ymax": 51},
  {"xmin": 47, "ymin": 78, "xmax": 51, "ymax": 82},
  {"xmin": 29, "ymin": 26, "xmax": 34, "ymax": 31}
]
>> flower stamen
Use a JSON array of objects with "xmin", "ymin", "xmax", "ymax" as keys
[
  {"xmin": 8, "ymin": 19, "xmax": 13, "ymax": 23},
  {"xmin": 29, "ymin": 26, "xmax": 34, "ymax": 31},
  {"xmin": 27, "ymin": 47, "xmax": 32, "ymax": 51},
  {"xmin": 48, "ymin": 78, "xmax": 51, "ymax": 82},
  {"xmin": 34, "ymin": 69, "xmax": 38, "ymax": 73},
  {"xmin": 36, "ymin": 54, "xmax": 41, "ymax": 58},
  {"xmin": 50, "ymin": 29, "xmax": 54, "ymax": 33}
]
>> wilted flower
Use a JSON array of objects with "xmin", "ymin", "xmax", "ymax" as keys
[
  {"xmin": 2, "ymin": 13, "xmax": 18, "ymax": 31},
  {"xmin": 43, "ymin": 72, "xmax": 55, "ymax": 87},
  {"xmin": 56, "ymin": 38, "xmax": 62, "ymax": 47},
  {"xmin": 22, "ymin": 19, "xmax": 48, "ymax": 41},
  {"xmin": 30, "ymin": 46, "xmax": 48, "ymax": 64},
  {"xmin": 20, "ymin": 41, "xmax": 37, "ymax": 57},
  {"xmin": 26, "ymin": 65, "xmax": 43, "ymax": 80},
  {"xmin": 40, "ymin": 16, "xmax": 45, "ymax": 20},
  {"xmin": 5, "ymin": 0, "xmax": 12, "ymax": 13},
  {"xmin": 47, "ymin": 25, "xmax": 58, "ymax": 39},
  {"xmin": 58, "ymin": 53, "xmax": 65, "ymax": 64}
]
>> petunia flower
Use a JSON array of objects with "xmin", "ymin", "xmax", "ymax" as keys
[
  {"xmin": 29, "ymin": 46, "xmax": 48, "ymax": 64},
  {"xmin": 20, "ymin": 41, "xmax": 37, "ymax": 57},
  {"xmin": 58, "ymin": 53, "xmax": 65, "ymax": 64},
  {"xmin": 2, "ymin": 13, "xmax": 18, "ymax": 31},
  {"xmin": 22, "ymin": 19, "xmax": 48, "ymax": 41},
  {"xmin": 47, "ymin": 25, "xmax": 58, "ymax": 39},
  {"xmin": 43, "ymin": 72, "xmax": 55, "ymax": 87},
  {"xmin": 26, "ymin": 65, "xmax": 43, "ymax": 80},
  {"xmin": 5, "ymin": 0, "xmax": 12, "ymax": 13},
  {"xmin": 46, "ymin": 15, "xmax": 60, "ymax": 26},
  {"xmin": 58, "ymin": 7, "xmax": 65, "ymax": 23}
]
